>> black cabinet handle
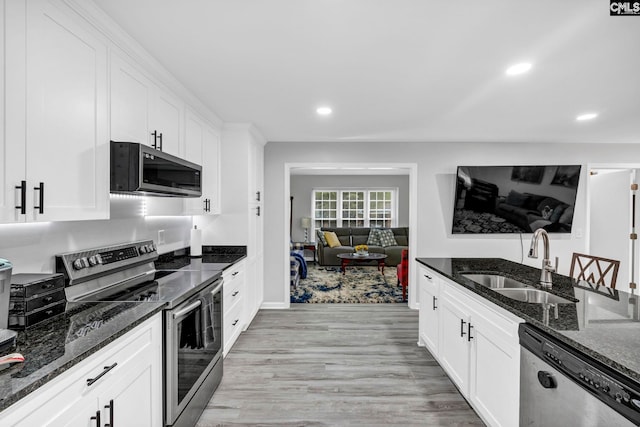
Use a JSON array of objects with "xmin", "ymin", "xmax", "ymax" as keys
[
  {"xmin": 104, "ymin": 399, "xmax": 114, "ymax": 427},
  {"xmin": 424, "ymin": 274, "xmax": 432, "ymax": 280},
  {"xmin": 256, "ymin": 206, "xmax": 261, "ymax": 216},
  {"xmin": 460, "ymin": 319, "xmax": 467, "ymax": 338},
  {"xmin": 87, "ymin": 362, "xmax": 117, "ymax": 386},
  {"xmin": 151, "ymin": 130, "xmax": 158, "ymax": 149},
  {"xmin": 468, "ymin": 323, "xmax": 474, "ymax": 342},
  {"xmin": 90, "ymin": 410, "xmax": 101, "ymax": 426},
  {"xmin": 232, "ymin": 319, "xmax": 239, "ymax": 326},
  {"xmin": 256, "ymin": 191, "xmax": 261, "ymax": 201},
  {"xmin": 158, "ymin": 132, "xmax": 163, "ymax": 151},
  {"xmin": 232, "ymin": 271, "xmax": 239, "ymax": 277},
  {"xmin": 34, "ymin": 182, "xmax": 44, "ymax": 214},
  {"xmin": 432, "ymin": 296, "xmax": 437, "ymax": 310},
  {"xmin": 15, "ymin": 180, "xmax": 26, "ymax": 214},
  {"xmin": 232, "ymin": 291, "xmax": 239, "ymax": 297}
]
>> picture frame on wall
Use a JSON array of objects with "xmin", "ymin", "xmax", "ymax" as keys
[
  {"xmin": 511, "ymin": 166, "xmax": 544, "ymax": 184},
  {"xmin": 550, "ymin": 165, "xmax": 581, "ymax": 188}
]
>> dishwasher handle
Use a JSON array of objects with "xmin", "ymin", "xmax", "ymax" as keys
[{"xmin": 538, "ymin": 371, "xmax": 557, "ymax": 389}]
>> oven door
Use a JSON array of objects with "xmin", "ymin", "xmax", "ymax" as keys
[{"xmin": 165, "ymin": 278, "xmax": 223, "ymax": 425}]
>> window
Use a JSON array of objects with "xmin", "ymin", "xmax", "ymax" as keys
[
  {"xmin": 313, "ymin": 191, "xmax": 337, "ymax": 229},
  {"xmin": 341, "ymin": 191, "xmax": 364, "ymax": 227},
  {"xmin": 369, "ymin": 191, "xmax": 393, "ymax": 228},
  {"xmin": 312, "ymin": 188, "xmax": 397, "ymax": 233}
]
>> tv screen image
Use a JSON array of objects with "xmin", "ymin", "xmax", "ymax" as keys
[{"xmin": 452, "ymin": 165, "xmax": 581, "ymax": 234}]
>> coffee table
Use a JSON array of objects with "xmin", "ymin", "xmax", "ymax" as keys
[{"xmin": 337, "ymin": 253, "xmax": 388, "ymax": 275}]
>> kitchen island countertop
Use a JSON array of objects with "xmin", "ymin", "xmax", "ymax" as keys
[{"xmin": 416, "ymin": 257, "xmax": 640, "ymax": 383}]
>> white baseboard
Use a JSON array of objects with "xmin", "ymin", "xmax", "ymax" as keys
[{"xmin": 260, "ymin": 301, "xmax": 289, "ymax": 310}]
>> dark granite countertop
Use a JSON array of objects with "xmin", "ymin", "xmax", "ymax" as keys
[
  {"xmin": 416, "ymin": 257, "xmax": 640, "ymax": 383},
  {"xmin": 0, "ymin": 300, "xmax": 164, "ymax": 411},
  {"xmin": 155, "ymin": 245, "xmax": 247, "ymax": 270}
]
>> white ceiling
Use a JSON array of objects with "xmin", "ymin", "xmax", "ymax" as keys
[{"xmin": 93, "ymin": 0, "xmax": 640, "ymax": 144}]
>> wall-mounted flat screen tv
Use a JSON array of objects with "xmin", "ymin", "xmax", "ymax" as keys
[{"xmin": 452, "ymin": 165, "xmax": 581, "ymax": 234}]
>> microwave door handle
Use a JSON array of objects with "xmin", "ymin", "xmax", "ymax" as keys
[{"xmin": 172, "ymin": 300, "xmax": 202, "ymax": 320}]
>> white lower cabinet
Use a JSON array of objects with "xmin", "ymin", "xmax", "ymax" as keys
[
  {"xmin": 418, "ymin": 266, "xmax": 440, "ymax": 356},
  {"xmin": 0, "ymin": 314, "xmax": 163, "ymax": 427},
  {"xmin": 418, "ymin": 263, "xmax": 522, "ymax": 427},
  {"xmin": 223, "ymin": 260, "xmax": 246, "ymax": 356}
]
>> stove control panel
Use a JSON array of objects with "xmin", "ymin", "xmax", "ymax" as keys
[{"xmin": 56, "ymin": 240, "xmax": 158, "ymax": 283}]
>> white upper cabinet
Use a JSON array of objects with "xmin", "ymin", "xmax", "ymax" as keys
[
  {"xmin": 110, "ymin": 52, "xmax": 184, "ymax": 157},
  {"xmin": 110, "ymin": 53, "xmax": 153, "ymax": 146},
  {"xmin": 1, "ymin": 0, "xmax": 109, "ymax": 223},
  {"xmin": 183, "ymin": 110, "xmax": 220, "ymax": 215},
  {"xmin": 152, "ymin": 88, "xmax": 184, "ymax": 156}
]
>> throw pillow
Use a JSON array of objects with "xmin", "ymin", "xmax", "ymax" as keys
[
  {"xmin": 377, "ymin": 229, "xmax": 398, "ymax": 248},
  {"xmin": 317, "ymin": 230, "xmax": 328, "ymax": 246},
  {"xmin": 558, "ymin": 206, "xmax": 574, "ymax": 225},
  {"xmin": 324, "ymin": 231, "xmax": 342, "ymax": 248},
  {"xmin": 366, "ymin": 229, "xmax": 381, "ymax": 246},
  {"xmin": 549, "ymin": 204, "xmax": 567, "ymax": 223}
]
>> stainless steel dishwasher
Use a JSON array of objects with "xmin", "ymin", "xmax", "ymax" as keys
[{"xmin": 519, "ymin": 324, "xmax": 640, "ymax": 426}]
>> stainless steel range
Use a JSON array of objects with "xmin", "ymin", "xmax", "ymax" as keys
[{"xmin": 56, "ymin": 240, "xmax": 224, "ymax": 427}]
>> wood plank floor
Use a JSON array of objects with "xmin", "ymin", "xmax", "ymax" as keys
[{"xmin": 197, "ymin": 304, "xmax": 485, "ymax": 426}]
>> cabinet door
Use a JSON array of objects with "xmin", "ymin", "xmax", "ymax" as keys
[
  {"xmin": 438, "ymin": 289, "xmax": 471, "ymax": 395},
  {"xmin": 110, "ymin": 53, "xmax": 153, "ymax": 145},
  {"xmin": 469, "ymin": 310, "xmax": 520, "ymax": 427},
  {"xmin": 0, "ymin": 0, "xmax": 27, "ymax": 223},
  {"xmin": 418, "ymin": 271, "xmax": 439, "ymax": 356},
  {"xmin": 152, "ymin": 88, "xmax": 184, "ymax": 157},
  {"xmin": 99, "ymin": 348, "xmax": 161, "ymax": 427},
  {"xmin": 183, "ymin": 112, "xmax": 220, "ymax": 215},
  {"xmin": 25, "ymin": 0, "xmax": 108, "ymax": 222}
]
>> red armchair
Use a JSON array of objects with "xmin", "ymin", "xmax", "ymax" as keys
[{"xmin": 397, "ymin": 249, "xmax": 408, "ymax": 301}]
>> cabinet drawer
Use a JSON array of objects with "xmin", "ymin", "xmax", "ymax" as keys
[
  {"xmin": 223, "ymin": 271, "xmax": 244, "ymax": 304},
  {"xmin": 418, "ymin": 265, "xmax": 440, "ymax": 295},
  {"xmin": 224, "ymin": 300, "xmax": 243, "ymax": 353}
]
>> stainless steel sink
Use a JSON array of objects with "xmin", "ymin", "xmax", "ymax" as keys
[
  {"xmin": 461, "ymin": 273, "xmax": 534, "ymax": 289},
  {"xmin": 492, "ymin": 288, "xmax": 573, "ymax": 304}
]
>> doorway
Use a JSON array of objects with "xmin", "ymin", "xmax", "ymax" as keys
[
  {"xmin": 588, "ymin": 166, "xmax": 639, "ymax": 292},
  {"xmin": 284, "ymin": 163, "xmax": 418, "ymax": 309}
]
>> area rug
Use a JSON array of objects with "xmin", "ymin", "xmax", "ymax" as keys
[
  {"xmin": 452, "ymin": 209, "xmax": 525, "ymax": 233},
  {"xmin": 291, "ymin": 264, "xmax": 403, "ymax": 303}
]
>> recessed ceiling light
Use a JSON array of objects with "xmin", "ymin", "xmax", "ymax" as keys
[
  {"xmin": 316, "ymin": 106, "xmax": 332, "ymax": 116},
  {"xmin": 576, "ymin": 113, "xmax": 598, "ymax": 121},
  {"xmin": 505, "ymin": 62, "xmax": 532, "ymax": 76}
]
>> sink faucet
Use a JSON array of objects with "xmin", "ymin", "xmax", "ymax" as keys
[{"xmin": 528, "ymin": 228, "xmax": 555, "ymax": 288}]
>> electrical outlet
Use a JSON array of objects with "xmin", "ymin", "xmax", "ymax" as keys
[{"xmin": 158, "ymin": 229, "xmax": 165, "ymax": 244}]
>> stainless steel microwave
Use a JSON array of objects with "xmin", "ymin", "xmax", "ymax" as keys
[{"xmin": 110, "ymin": 141, "xmax": 202, "ymax": 197}]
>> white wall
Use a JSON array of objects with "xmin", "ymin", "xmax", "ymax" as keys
[
  {"xmin": 289, "ymin": 174, "xmax": 410, "ymax": 242},
  {"xmin": 264, "ymin": 141, "xmax": 640, "ymax": 305},
  {"xmin": 0, "ymin": 198, "xmax": 191, "ymax": 274}
]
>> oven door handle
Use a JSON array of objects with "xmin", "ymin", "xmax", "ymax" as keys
[
  {"xmin": 172, "ymin": 300, "xmax": 202, "ymax": 319},
  {"xmin": 210, "ymin": 280, "xmax": 223, "ymax": 296}
]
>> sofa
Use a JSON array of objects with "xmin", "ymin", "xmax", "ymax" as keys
[
  {"xmin": 316, "ymin": 227, "xmax": 409, "ymax": 266},
  {"xmin": 494, "ymin": 190, "xmax": 574, "ymax": 232}
]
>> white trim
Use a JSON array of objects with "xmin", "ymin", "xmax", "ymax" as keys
[
  {"xmin": 285, "ymin": 162, "xmax": 418, "ymax": 310},
  {"xmin": 260, "ymin": 302, "xmax": 289, "ymax": 310}
]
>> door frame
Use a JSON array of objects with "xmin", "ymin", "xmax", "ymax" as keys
[{"xmin": 284, "ymin": 162, "xmax": 419, "ymax": 309}]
